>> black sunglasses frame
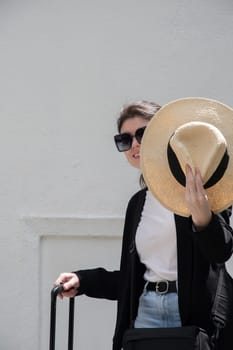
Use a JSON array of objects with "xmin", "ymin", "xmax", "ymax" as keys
[{"xmin": 114, "ymin": 126, "xmax": 146, "ymax": 152}]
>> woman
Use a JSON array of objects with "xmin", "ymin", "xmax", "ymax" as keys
[{"xmin": 54, "ymin": 100, "xmax": 233, "ymax": 350}]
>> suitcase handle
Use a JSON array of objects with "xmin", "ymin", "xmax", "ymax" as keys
[{"xmin": 49, "ymin": 285, "xmax": 75, "ymax": 350}]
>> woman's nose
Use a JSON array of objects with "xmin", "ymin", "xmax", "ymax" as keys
[{"xmin": 131, "ymin": 136, "xmax": 140, "ymax": 148}]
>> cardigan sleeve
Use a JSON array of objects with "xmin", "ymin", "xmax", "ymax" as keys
[
  {"xmin": 73, "ymin": 189, "xmax": 147, "ymax": 301},
  {"xmin": 74, "ymin": 268, "xmax": 120, "ymax": 300},
  {"xmin": 192, "ymin": 207, "xmax": 233, "ymax": 263}
]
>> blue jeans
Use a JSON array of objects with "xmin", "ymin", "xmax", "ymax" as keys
[{"xmin": 134, "ymin": 287, "xmax": 182, "ymax": 328}]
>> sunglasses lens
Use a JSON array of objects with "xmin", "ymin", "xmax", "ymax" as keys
[
  {"xmin": 135, "ymin": 126, "xmax": 146, "ymax": 143},
  {"xmin": 114, "ymin": 127, "xmax": 146, "ymax": 152},
  {"xmin": 114, "ymin": 133, "xmax": 132, "ymax": 152}
]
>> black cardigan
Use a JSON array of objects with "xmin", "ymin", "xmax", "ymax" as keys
[{"xmin": 76, "ymin": 189, "xmax": 233, "ymax": 350}]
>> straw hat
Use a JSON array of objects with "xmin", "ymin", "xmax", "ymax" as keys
[{"xmin": 140, "ymin": 97, "xmax": 233, "ymax": 217}]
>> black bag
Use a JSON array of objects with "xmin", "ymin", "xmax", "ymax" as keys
[
  {"xmin": 123, "ymin": 326, "xmax": 212, "ymax": 350},
  {"xmin": 123, "ymin": 241, "xmax": 232, "ymax": 350}
]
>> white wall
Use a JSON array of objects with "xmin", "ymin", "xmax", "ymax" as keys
[{"xmin": 0, "ymin": 1, "xmax": 233, "ymax": 349}]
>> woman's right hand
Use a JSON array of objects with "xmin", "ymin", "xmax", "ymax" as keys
[{"xmin": 54, "ymin": 272, "xmax": 80, "ymax": 299}]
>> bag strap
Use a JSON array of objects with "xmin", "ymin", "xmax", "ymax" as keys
[{"xmin": 210, "ymin": 265, "xmax": 231, "ymax": 348}]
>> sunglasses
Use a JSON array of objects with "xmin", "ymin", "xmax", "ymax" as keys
[{"xmin": 114, "ymin": 126, "xmax": 146, "ymax": 152}]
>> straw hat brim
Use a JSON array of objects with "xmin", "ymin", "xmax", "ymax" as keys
[{"xmin": 141, "ymin": 97, "xmax": 233, "ymax": 217}]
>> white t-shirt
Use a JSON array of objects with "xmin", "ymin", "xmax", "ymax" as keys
[{"xmin": 135, "ymin": 190, "xmax": 177, "ymax": 282}]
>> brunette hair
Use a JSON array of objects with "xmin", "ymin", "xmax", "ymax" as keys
[
  {"xmin": 117, "ymin": 100, "xmax": 161, "ymax": 132},
  {"xmin": 117, "ymin": 100, "xmax": 161, "ymax": 188}
]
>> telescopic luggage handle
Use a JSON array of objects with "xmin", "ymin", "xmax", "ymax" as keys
[{"xmin": 49, "ymin": 285, "xmax": 75, "ymax": 350}]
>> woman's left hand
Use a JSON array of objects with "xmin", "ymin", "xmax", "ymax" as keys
[{"xmin": 185, "ymin": 164, "xmax": 212, "ymax": 230}]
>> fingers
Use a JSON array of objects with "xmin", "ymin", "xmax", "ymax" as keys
[
  {"xmin": 54, "ymin": 272, "xmax": 71, "ymax": 287},
  {"xmin": 54, "ymin": 272, "xmax": 80, "ymax": 299},
  {"xmin": 185, "ymin": 164, "xmax": 197, "ymax": 202},
  {"xmin": 185, "ymin": 164, "xmax": 212, "ymax": 228},
  {"xmin": 185, "ymin": 164, "xmax": 205, "ymax": 198},
  {"xmin": 60, "ymin": 288, "xmax": 78, "ymax": 299},
  {"xmin": 194, "ymin": 167, "xmax": 206, "ymax": 196}
]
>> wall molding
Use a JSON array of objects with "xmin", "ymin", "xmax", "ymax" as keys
[
  {"xmin": 22, "ymin": 216, "xmax": 124, "ymax": 238},
  {"xmin": 21, "ymin": 215, "xmax": 124, "ymax": 350}
]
